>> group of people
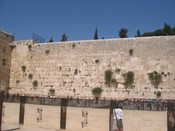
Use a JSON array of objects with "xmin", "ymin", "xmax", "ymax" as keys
[{"xmin": 118, "ymin": 99, "xmax": 168, "ymax": 111}]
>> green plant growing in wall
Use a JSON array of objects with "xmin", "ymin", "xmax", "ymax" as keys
[
  {"xmin": 48, "ymin": 89, "xmax": 55, "ymax": 96},
  {"xmin": 92, "ymin": 87, "xmax": 103, "ymax": 103},
  {"xmin": 32, "ymin": 80, "xmax": 38, "ymax": 89},
  {"xmin": 28, "ymin": 74, "xmax": 33, "ymax": 80},
  {"xmin": 105, "ymin": 69, "xmax": 113, "ymax": 87},
  {"xmin": 148, "ymin": 71, "xmax": 162, "ymax": 89},
  {"xmin": 129, "ymin": 49, "xmax": 134, "ymax": 56},
  {"xmin": 156, "ymin": 91, "xmax": 161, "ymax": 98},
  {"xmin": 123, "ymin": 71, "xmax": 135, "ymax": 89},
  {"xmin": 21, "ymin": 65, "xmax": 26, "ymax": 72}
]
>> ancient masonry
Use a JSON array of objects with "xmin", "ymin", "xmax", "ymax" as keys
[
  {"xmin": 1, "ymin": 30, "xmax": 175, "ymax": 99},
  {"xmin": 0, "ymin": 30, "xmax": 14, "ymax": 92}
]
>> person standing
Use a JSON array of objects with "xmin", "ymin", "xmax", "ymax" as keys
[{"xmin": 113, "ymin": 105, "xmax": 124, "ymax": 131}]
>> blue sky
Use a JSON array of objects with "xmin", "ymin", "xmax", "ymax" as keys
[{"xmin": 0, "ymin": 0, "xmax": 175, "ymax": 41}]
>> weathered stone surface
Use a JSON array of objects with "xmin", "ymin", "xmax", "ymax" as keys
[
  {"xmin": 0, "ymin": 30, "xmax": 14, "ymax": 92},
  {"xmin": 8, "ymin": 36, "xmax": 175, "ymax": 99}
]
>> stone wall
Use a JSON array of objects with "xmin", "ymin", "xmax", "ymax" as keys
[
  {"xmin": 0, "ymin": 30, "xmax": 14, "ymax": 92},
  {"xmin": 9, "ymin": 36, "xmax": 175, "ymax": 99}
]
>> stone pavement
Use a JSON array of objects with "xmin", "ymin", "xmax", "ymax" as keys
[
  {"xmin": 2, "ymin": 124, "xmax": 59, "ymax": 131},
  {"xmin": 16, "ymin": 126, "xmax": 59, "ymax": 131},
  {"xmin": 2, "ymin": 125, "xmax": 60, "ymax": 131},
  {"xmin": 2, "ymin": 123, "xmax": 20, "ymax": 131}
]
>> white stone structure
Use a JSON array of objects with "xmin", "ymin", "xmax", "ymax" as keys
[{"xmin": 7, "ymin": 36, "xmax": 175, "ymax": 99}]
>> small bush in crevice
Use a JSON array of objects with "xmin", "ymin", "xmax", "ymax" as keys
[
  {"xmin": 156, "ymin": 91, "xmax": 161, "ymax": 98},
  {"xmin": 45, "ymin": 49, "xmax": 50, "ymax": 54},
  {"xmin": 129, "ymin": 49, "xmax": 134, "ymax": 56},
  {"xmin": 32, "ymin": 80, "xmax": 38, "ymax": 88},
  {"xmin": 28, "ymin": 74, "xmax": 33, "ymax": 79},
  {"xmin": 105, "ymin": 69, "xmax": 113, "ymax": 87},
  {"xmin": 48, "ymin": 89, "xmax": 55, "ymax": 96},
  {"xmin": 92, "ymin": 87, "xmax": 103, "ymax": 103},
  {"xmin": 148, "ymin": 71, "xmax": 162, "ymax": 89},
  {"xmin": 21, "ymin": 65, "xmax": 26, "ymax": 72},
  {"xmin": 123, "ymin": 71, "xmax": 135, "ymax": 89}
]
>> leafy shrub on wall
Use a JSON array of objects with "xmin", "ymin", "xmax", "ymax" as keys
[
  {"xmin": 92, "ymin": 87, "xmax": 103, "ymax": 103},
  {"xmin": 32, "ymin": 80, "xmax": 38, "ymax": 89},
  {"xmin": 105, "ymin": 69, "xmax": 113, "ymax": 87},
  {"xmin": 148, "ymin": 71, "xmax": 162, "ymax": 89},
  {"xmin": 156, "ymin": 91, "xmax": 161, "ymax": 98},
  {"xmin": 123, "ymin": 71, "xmax": 135, "ymax": 89},
  {"xmin": 21, "ymin": 65, "xmax": 26, "ymax": 72},
  {"xmin": 28, "ymin": 74, "xmax": 33, "ymax": 79}
]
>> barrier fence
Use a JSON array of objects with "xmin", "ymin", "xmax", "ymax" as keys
[{"xmin": 0, "ymin": 93, "xmax": 175, "ymax": 131}]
